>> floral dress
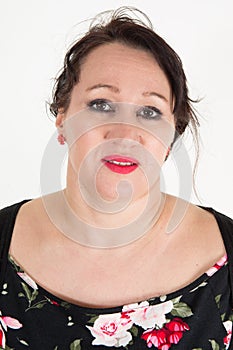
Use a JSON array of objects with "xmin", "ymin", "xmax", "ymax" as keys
[{"xmin": 0, "ymin": 201, "xmax": 233, "ymax": 350}]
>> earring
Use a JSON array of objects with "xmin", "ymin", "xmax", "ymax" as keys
[{"xmin": 57, "ymin": 134, "xmax": 66, "ymax": 145}]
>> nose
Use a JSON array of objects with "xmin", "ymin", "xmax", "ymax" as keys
[{"xmin": 104, "ymin": 123, "xmax": 144, "ymax": 144}]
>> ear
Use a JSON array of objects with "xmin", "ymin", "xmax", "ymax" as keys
[{"xmin": 56, "ymin": 108, "xmax": 65, "ymax": 128}]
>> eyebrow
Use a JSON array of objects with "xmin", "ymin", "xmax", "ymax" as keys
[
  {"xmin": 86, "ymin": 84, "xmax": 120, "ymax": 93},
  {"xmin": 86, "ymin": 84, "xmax": 168, "ymax": 102},
  {"xmin": 142, "ymin": 91, "xmax": 168, "ymax": 102}
]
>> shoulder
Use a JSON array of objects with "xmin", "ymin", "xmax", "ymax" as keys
[
  {"xmin": 194, "ymin": 205, "xmax": 233, "ymax": 243},
  {"xmin": 202, "ymin": 207, "xmax": 233, "ymax": 232},
  {"xmin": 204, "ymin": 207, "xmax": 233, "ymax": 255},
  {"xmin": 163, "ymin": 195, "xmax": 227, "ymax": 260},
  {"xmin": 165, "ymin": 194, "xmax": 232, "ymax": 232},
  {"xmin": 0, "ymin": 200, "xmax": 31, "ymax": 228},
  {"xmin": 0, "ymin": 197, "xmax": 48, "ymax": 242}
]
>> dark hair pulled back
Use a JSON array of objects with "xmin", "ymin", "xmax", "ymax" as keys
[{"xmin": 50, "ymin": 6, "xmax": 199, "ymax": 145}]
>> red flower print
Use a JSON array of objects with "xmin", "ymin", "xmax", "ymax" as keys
[
  {"xmin": 223, "ymin": 320, "xmax": 232, "ymax": 349},
  {"xmin": 120, "ymin": 310, "xmax": 134, "ymax": 327},
  {"xmin": 166, "ymin": 318, "xmax": 190, "ymax": 332},
  {"xmin": 168, "ymin": 331, "xmax": 183, "ymax": 344},
  {"xmin": 0, "ymin": 323, "xmax": 6, "ymax": 348},
  {"xmin": 141, "ymin": 328, "xmax": 171, "ymax": 349},
  {"xmin": 141, "ymin": 318, "xmax": 190, "ymax": 349}
]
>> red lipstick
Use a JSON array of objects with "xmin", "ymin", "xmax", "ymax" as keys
[{"xmin": 102, "ymin": 155, "xmax": 139, "ymax": 174}]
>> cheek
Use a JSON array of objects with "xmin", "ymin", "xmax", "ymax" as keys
[
  {"xmin": 141, "ymin": 118, "xmax": 175, "ymax": 152},
  {"xmin": 68, "ymin": 129, "xmax": 104, "ymax": 165},
  {"xmin": 145, "ymin": 138, "xmax": 169, "ymax": 166}
]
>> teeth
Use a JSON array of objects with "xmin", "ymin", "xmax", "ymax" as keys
[{"xmin": 107, "ymin": 160, "xmax": 135, "ymax": 166}]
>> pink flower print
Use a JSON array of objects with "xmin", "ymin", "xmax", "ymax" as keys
[
  {"xmin": 122, "ymin": 300, "xmax": 173, "ymax": 329},
  {"xmin": 206, "ymin": 254, "xmax": 227, "ymax": 277},
  {"xmin": 1, "ymin": 316, "xmax": 22, "ymax": 330},
  {"xmin": 223, "ymin": 320, "xmax": 232, "ymax": 349},
  {"xmin": 17, "ymin": 272, "xmax": 38, "ymax": 290},
  {"xmin": 86, "ymin": 313, "xmax": 132, "ymax": 347},
  {"xmin": 0, "ymin": 312, "xmax": 22, "ymax": 348}
]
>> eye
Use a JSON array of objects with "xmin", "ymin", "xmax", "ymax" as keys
[
  {"xmin": 87, "ymin": 99, "xmax": 115, "ymax": 113},
  {"xmin": 136, "ymin": 106, "xmax": 162, "ymax": 120}
]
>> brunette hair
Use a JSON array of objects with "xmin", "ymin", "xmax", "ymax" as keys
[{"xmin": 50, "ymin": 7, "xmax": 199, "ymax": 145}]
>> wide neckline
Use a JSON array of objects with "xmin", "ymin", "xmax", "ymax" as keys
[
  {"xmin": 8, "ymin": 253, "xmax": 228, "ymax": 314},
  {"xmin": 6, "ymin": 199, "xmax": 229, "ymax": 313}
]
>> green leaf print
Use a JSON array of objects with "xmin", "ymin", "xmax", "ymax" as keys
[
  {"xmin": 21, "ymin": 282, "xmax": 32, "ymax": 301},
  {"xmin": 171, "ymin": 296, "xmax": 182, "ymax": 304},
  {"xmin": 86, "ymin": 314, "xmax": 99, "ymax": 324},
  {"xmin": 221, "ymin": 312, "xmax": 226, "ymax": 321},
  {"xmin": 215, "ymin": 294, "xmax": 221, "ymax": 309},
  {"xmin": 209, "ymin": 339, "xmax": 220, "ymax": 350},
  {"xmin": 130, "ymin": 325, "xmax": 139, "ymax": 337},
  {"xmin": 60, "ymin": 301, "xmax": 71, "ymax": 309},
  {"xmin": 171, "ymin": 302, "xmax": 193, "ymax": 318},
  {"xmin": 25, "ymin": 299, "xmax": 48, "ymax": 312},
  {"xmin": 0, "ymin": 346, "xmax": 14, "ymax": 350},
  {"xmin": 70, "ymin": 339, "xmax": 82, "ymax": 350},
  {"xmin": 31, "ymin": 289, "xmax": 38, "ymax": 302},
  {"xmin": 21, "ymin": 282, "xmax": 38, "ymax": 307}
]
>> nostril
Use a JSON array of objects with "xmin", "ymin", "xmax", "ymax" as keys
[
  {"xmin": 103, "ymin": 130, "xmax": 111, "ymax": 139},
  {"xmin": 138, "ymin": 134, "xmax": 144, "ymax": 144},
  {"xmin": 103, "ymin": 127, "xmax": 143, "ymax": 144}
]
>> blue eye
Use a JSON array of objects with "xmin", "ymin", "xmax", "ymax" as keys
[
  {"xmin": 88, "ymin": 99, "xmax": 115, "ymax": 113},
  {"xmin": 137, "ymin": 106, "xmax": 162, "ymax": 120}
]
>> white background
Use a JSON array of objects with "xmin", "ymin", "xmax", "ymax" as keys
[{"xmin": 0, "ymin": 0, "xmax": 232, "ymax": 217}]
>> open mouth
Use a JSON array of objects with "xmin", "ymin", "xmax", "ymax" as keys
[{"xmin": 102, "ymin": 155, "xmax": 139, "ymax": 174}]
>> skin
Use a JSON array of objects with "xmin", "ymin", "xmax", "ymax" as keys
[
  {"xmin": 9, "ymin": 43, "xmax": 226, "ymax": 308},
  {"xmin": 56, "ymin": 42, "xmax": 175, "ymax": 228}
]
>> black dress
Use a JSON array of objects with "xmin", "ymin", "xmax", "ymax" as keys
[{"xmin": 0, "ymin": 200, "xmax": 233, "ymax": 350}]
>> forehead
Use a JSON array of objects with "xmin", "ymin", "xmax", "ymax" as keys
[{"xmin": 78, "ymin": 43, "xmax": 171, "ymax": 95}]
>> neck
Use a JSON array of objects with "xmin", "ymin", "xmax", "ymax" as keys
[
  {"xmin": 42, "ymin": 166, "xmax": 166, "ymax": 248},
  {"xmin": 64, "ymin": 186, "xmax": 163, "ymax": 228}
]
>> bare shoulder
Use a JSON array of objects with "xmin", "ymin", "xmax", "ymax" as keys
[
  {"xmin": 9, "ymin": 195, "xmax": 54, "ymax": 257},
  {"xmin": 164, "ymin": 194, "xmax": 226, "ymax": 261},
  {"xmin": 186, "ymin": 201, "xmax": 222, "ymax": 234},
  {"xmin": 13, "ymin": 197, "xmax": 46, "ymax": 230},
  {"xmin": 165, "ymin": 194, "xmax": 222, "ymax": 233}
]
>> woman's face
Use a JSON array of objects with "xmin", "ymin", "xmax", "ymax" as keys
[{"xmin": 57, "ymin": 42, "xmax": 175, "ymax": 202}]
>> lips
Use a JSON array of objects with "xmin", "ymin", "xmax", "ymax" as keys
[{"xmin": 102, "ymin": 155, "xmax": 139, "ymax": 174}]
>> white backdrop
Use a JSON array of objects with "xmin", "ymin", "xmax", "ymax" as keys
[{"xmin": 0, "ymin": 0, "xmax": 232, "ymax": 217}]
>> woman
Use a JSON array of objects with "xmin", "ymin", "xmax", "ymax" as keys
[{"xmin": 0, "ymin": 7, "xmax": 233, "ymax": 350}]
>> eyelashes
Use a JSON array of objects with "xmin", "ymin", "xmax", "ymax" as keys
[
  {"xmin": 87, "ymin": 99, "xmax": 115, "ymax": 113},
  {"xmin": 136, "ymin": 105, "xmax": 162, "ymax": 120},
  {"xmin": 87, "ymin": 99, "xmax": 163, "ymax": 120}
]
